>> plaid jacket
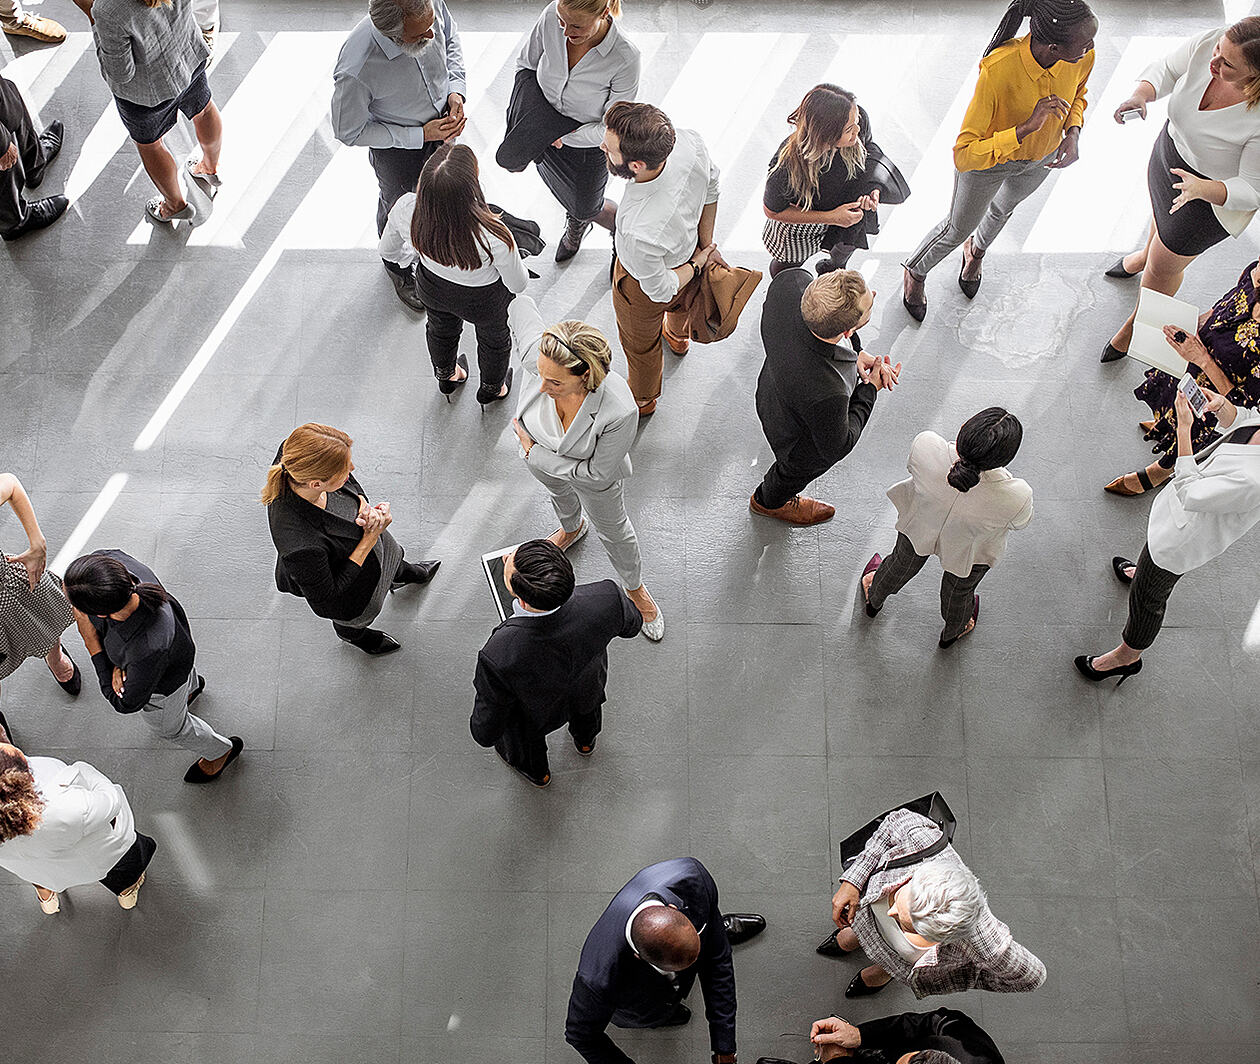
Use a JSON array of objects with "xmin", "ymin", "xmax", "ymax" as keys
[{"xmin": 841, "ymin": 809, "xmax": 1046, "ymax": 999}]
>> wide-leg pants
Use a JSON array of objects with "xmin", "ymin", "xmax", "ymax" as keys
[{"xmin": 527, "ymin": 467, "xmax": 643, "ymax": 590}]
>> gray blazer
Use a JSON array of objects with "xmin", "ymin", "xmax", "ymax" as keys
[
  {"xmin": 92, "ymin": 0, "xmax": 210, "ymax": 106},
  {"xmin": 511, "ymin": 296, "xmax": 639, "ymax": 485}
]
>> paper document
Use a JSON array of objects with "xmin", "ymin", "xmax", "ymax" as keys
[
  {"xmin": 1129, "ymin": 289, "xmax": 1198, "ymax": 376},
  {"xmin": 481, "ymin": 544, "xmax": 522, "ymax": 622}
]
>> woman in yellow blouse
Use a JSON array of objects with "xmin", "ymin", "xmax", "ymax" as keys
[{"xmin": 902, "ymin": 0, "xmax": 1097, "ymax": 320}]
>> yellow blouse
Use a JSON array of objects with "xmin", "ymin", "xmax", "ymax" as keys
[{"xmin": 954, "ymin": 35, "xmax": 1094, "ymax": 173}]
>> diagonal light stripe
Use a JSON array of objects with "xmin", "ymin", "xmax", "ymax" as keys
[
  {"xmin": 49, "ymin": 473, "xmax": 129, "ymax": 576},
  {"xmin": 1, "ymin": 31, "xmax": 91, "ymax": 113}
]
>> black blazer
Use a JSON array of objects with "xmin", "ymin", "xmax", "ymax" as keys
[
  {"xmin": 754, "ymin": 267, "xmax": 877, "ymax": 466},
  {"xmin": 858, "ymin": 1008, "xmax": 1004, "ymax": 1064},
  {"xmin": 565, "ymin": 858, "xmax": 736, "ymax": 1064},
  {"xmin": 470, "ymin": 580, "xmax": 641, "ymax": 746},
  {"xmin": 265, "ymin": 444, "xmax": 381, "ymax": 622}
]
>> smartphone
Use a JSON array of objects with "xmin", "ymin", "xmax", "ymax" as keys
[
  {"xmin": 1119, "ymin": 107, "xmax": 1143, "ymax": 123},
  {"xmin": 1178, "ymin": 373, "xmax": 1208, "ymax": 417}
]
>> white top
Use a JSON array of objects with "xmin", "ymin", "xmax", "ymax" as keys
[
  {"xmin": 1141, "ymin": 27, "xmax": 1260, "ymax": 235},
  {"xmin": 517, "ymin": 2, "xmax": 640, "ymax": 150},
  {"xmin": 1147, "ymin": 406, "xmax": 1260, "ymax": 575},
  {"xmin": 380, "ymin": 192, "xmax": 530, "ymax": 292},
  {"xmin": 0, "ymin": 757, "xmax": 136, "ymax": 892},
  {"xmin": 886, "ymin": 431, "xmax": 1034, "ymax": 577},
  {"xmin": 614, "ymin": 127, "xmax": 720, "ymax": 303},
  {"xmin": 873, "ymin": 894, "xmax": 929, "ymax": 966}
]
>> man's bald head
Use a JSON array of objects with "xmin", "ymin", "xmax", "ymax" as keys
[{"xmin": 630, "ymin": 905, "xmax": 701, "ymax": 971}]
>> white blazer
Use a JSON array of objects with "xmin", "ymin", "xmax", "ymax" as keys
[
  {"xmin": 1147, "ymin": 405, "xmax": 1260, "ymax": 575},
  {"xmin": 886, "ymin": 431, "xmax": 1034, "ymax": 577},
  {"xmin": 0, "ymin": 757, "xmax": 136, "ymax": 892},
  {"xmin": 510, "ymin": 296, "xmax": 639, "ymax": 486}
]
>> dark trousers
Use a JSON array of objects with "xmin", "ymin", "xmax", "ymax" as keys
[
  {"xmin": 414, "ymin": 263, "xmax": 514, "ymax": 393},
  {"xmin": 869, "ymin": 532, "xmax": 989, "ymax": 640},
  {"xmin": 754, "ymin": 440, "xmax": 835, "ymax": 511},
  {"xmin": 610, "ymin": 972, "xmax": 694, "ymax": 1029},
  {"xmin": 331, "ymin": 554, "xmax": 409, "ymax": 641},
  {"xmin": 0, "ymin": 76, "xmax": 52, "ymax": 233},
  {"xmin": 369, "ymin": 142, "xmax": 439, "ymax": 237},
  {"xmin": 1122, "ymin": 544, "xmax": 1182, "ymax": 651},
  {"xmin": 495, "ymin": 707, "xmax": 601, "ymax": 781},
  {"xmin": 537, "ymin": 143, "xmax": 609, "ymax": 222},
  {"xmin": 99, "ymin": 832, "xmax": 157, "ymax": 894}
]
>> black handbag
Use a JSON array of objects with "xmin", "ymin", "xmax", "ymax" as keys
[
  {"xmin": 839, "ymin": 791, "xmax": 956, "ymax": 873},
  {"xmin": 862, "ymin": 144, "xmax": 912, "ymax": 206}
]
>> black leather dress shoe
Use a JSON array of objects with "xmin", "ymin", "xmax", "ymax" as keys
[
  {"xmin": 722, "ymin": 913, "xmax": 766, "ymax": 945},
  {"xmin": 1104, "ymin": 256, "xmax": 1138, "ymax": 278},
  {"xmin": 184, "ymin": 736, "xmax": 244, "ymax": 783},
  {"xmin": 391, "ymin": 559, "xmax": 440, "ymax": 590},
  {"xmin": 656, "ymin": 1002, "xmax": 691, "ymax": 1028},
  {"xmin": 845, "ymin": 970, "xmax": 888, "ymax": 998},
  {"xmin": 2, "ymin": 195, "xmax": 69, "ymax": 241},
  {"xmin": 342, "ymin": 628, "xmax": 402, "ymax": 655},
  {"xmin": 26, "ymin": 120, "xmax": 64, "ymax": 189},
  {"xmin": 187, "ymin": 674, "xmax": 206, "ymax": 704}
]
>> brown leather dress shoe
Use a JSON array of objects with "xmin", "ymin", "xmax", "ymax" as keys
[
  {"xmin": 749, "ymin": 493, "xmax": 835, "ymax": 525},
  {"xmin": 3, "ymin": 14, "xmax": 67, "ymax": 43}
]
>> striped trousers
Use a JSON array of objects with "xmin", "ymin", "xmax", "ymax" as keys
[
  {"xmin": 868, "ymin": 533, "xmax": 989, "ymax": 641},
  {"xmin": 1122, "ymin": 544, "xmax": 1182, "ymax": 651}
]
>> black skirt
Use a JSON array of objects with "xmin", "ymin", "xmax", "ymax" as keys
[{"xmin": 1148, "ymin": 121, "xmax": 1229, "ymax": 256}]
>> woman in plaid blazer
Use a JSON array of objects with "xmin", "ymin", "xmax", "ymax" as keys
[{"xmin": 823, "ymin": 808, "xmax": 1046, "ymax": 999}]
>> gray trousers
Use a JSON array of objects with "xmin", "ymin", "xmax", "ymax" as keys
[
  {"xmin": 868, "ymin": 533, "xmax": 989, "ymax": 640},
  {"xmin": 528, "ymin": 468, "xmax": 643, "ymax": 589},
  {"xmin": 143, "ymin": 667, "xmax": 232, "ymax": 760},
  {"xmin": 1122, "ymin": 544, "xmax": 1182, "ymax": 651},
  {"xmin": 904, "ymin": 153, "xmax": 1055, "ymax": 276}
]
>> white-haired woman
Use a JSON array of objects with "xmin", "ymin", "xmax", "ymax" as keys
[{"xmin": 819, "ymin": 808, "xmax": 1046, "ymax": 999}]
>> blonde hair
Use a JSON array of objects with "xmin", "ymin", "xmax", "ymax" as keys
[
  {"xmin": 1227, "ymin": 17, "xmax": 1260, "ymax": 109},
  {"xmin": 139, "ymin": 0, "xmax": 172, "ymax": 7},
  {"xmin": 261, "ymin": 423, "xmax": 353, "ymax": 506},
  {"xmin": 558, "ymin": 0, "xmax": 621, "ymax": 19},
  {"xmin": 539, "ymin": 320, "xmax": 613, "ymax": 392},
  {"xmin": 800, "ymin": 269, "xmax": 869, "ymax": 338}
]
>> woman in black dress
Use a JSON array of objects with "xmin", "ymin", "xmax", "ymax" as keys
[
  {"xmin": 1106, "ymin": 260, "xmax": 1260, "ymax": 495},
  {"xmin": 762, "ymin": 84, "xmax": 908, "ymax": 278}
]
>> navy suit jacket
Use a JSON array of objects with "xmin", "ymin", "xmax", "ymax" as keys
[
  {"xmin": 565, "ymin": 858, "xmax": 736, "ymax": 1064},
  {"xmin": 858, "ymin": 1008, "xmax": 1004, "ymax": 1064}
]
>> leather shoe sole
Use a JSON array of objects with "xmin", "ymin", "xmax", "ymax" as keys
[{"xmin": 749, "ymin": 493, "xmax": 834, "ymax": 525}]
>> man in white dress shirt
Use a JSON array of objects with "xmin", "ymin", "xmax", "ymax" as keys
[
  {"xmin": 331, "ymin": 0, "xmax": 467, "ymax": 254},
  {"xmin": 602, "ymin": 101, "xmax": 723, "ymax": 415}
]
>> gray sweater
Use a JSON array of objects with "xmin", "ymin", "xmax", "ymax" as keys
[{"xmin": 91, "ymin": 0, "xmax": 209, "ymax": 106}]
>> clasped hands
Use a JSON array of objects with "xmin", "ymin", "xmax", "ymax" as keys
[
  {"xmin": 424, "ymin": 93, "xmax": 467, "ymax": 143},
  {"xmin": 830, "ymin": 189, "xmax": 879, "ymax": 228},
  {"xmin": 356, "ymin": 496, "xmax": 393, "ymax": 535},
  {"xmin": 857, "ymin": 351, "xmax": 901, "ymax": 392},
  {"xmin": 807, "ymin": 1016, "xmax": 863, "ymax": 1061}
]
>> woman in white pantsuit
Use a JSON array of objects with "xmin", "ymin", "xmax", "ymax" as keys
[{"xmin": 509, "ymin": 295, "xmax": 663, "ymax": 640}]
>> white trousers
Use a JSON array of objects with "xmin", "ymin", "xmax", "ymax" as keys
[{"xmin": 528, "ymin": 468, "xmax": 643, "ymax": 590}]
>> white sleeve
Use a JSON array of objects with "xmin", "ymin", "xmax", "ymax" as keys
[
  {"xmin": 1139, "ymin": 28, "xmax": 1214, "ymax": 99},
  {"xmin": 492, "ymin": 234, "xmax": 530, "ymax": 295},
  {"xmin": 378, "ymin": 193, "xmax": 419, "ymax": 268},
  {"xmin": 1222, "ymin": 133, "xmax": 1260, "ymax": 212},
  {"xmin": 510, "ymin": 294, "xmax": 546, "ymax": 370},
  {"xmin": 516, "ymin": 9, "xmax": 546, "ymax": 71}
]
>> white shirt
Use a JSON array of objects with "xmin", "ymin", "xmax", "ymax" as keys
[
  {"xmin": 614, "ymin": 127, "xmax": 720, "ymax": 303},
  {"xmin": 331, "ymin": 5, "xmax": 466, "ymax": 149},
  {"xmin": 1147, "ymin": 406, "xmax": 1260, "ymax": 575},
  {"xmin": 0, "ymin": 757, "xmax": 136, "ymax": 892},
  {"xmin": 380, "ymin": 192, "xmax": 530, "ymax": 292},
  {"xmin": 1142, "ymin": 27, "xmax": 1260, "ymax": 235},
  {"xmin": 516, "ymin": 3, "xmax": 641, "ymax": 149},
  {"xmin": 873, "ymin": 895, "xmax": 930, "ymax": 966}
]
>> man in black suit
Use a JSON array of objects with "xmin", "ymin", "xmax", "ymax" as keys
[
  {"xmin": 749, "ymin": 267, "xmax": 900, "ymax": 526},
  {"xmin": 566, "ymin": 857, "xmax": 767, "ymax": 1064},
  {"xmin": 757, "ymin": 1007, "xmax": 1003, "ymax": 1064},
  {"xmin": 470, "ymin": 539, "xmax": 641, "ymax": 788},
  {"xmin": 0, "ymin": 74, "xmax": 68, "ymax": 241}
]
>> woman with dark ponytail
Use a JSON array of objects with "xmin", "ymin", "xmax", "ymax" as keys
[
  {"xmin": 902, "ymin": 0, "xmax": 1097, "ymax": 320},
  {"xmin": 860, "ymin": 409, "xmax": 1032, "ymax": 648},
  {"xmin": 65, "ymin": 550, "xmax": 242, "ymax": 784}
]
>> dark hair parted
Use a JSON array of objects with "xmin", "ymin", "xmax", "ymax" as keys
[
  {"xmin": 947, "ymin": 407, "xmax": 1024, "ymax": 492},
  {"xmin": 908, "ymin": 1052, "xmax": 963, "ymax": 1064},
  {"xmin": 0, "ymin": 748, "xmax": 44, "ymax": 844},
  {"xmin": 984, "ymin": 0, "xmax": 1097, "ymax": 58},
  {"xmin": 411, "ymin": 144, "xmax": 515, "ymax": 272},
  {"xmin": 772, "ymin": 84, "xmax": 867, "ymax": 209},
  {"xmin": 64, "ymin": 553, "xmax": 170, "ymax": 616},
  {"xmin": 604, "ymin": 101, "xmax": 676, "ymax": 170},
  {"xmin": 507, "ymin": 539, "xmax": 576, "ymax": 612}
]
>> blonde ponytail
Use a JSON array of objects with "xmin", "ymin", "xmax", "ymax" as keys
[{"xmin": 260, "ymin": 423, "xmax": 354, "ymax": 506}]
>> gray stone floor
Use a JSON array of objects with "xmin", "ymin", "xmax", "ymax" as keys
[{"xmin": 3, "ymin": 1, "xmax": 1260, "ymax": 1061}]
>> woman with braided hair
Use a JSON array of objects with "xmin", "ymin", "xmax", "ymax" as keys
[{"xmin": 902, "ymin": 0, "xmax": 1097, "ymax": 321}]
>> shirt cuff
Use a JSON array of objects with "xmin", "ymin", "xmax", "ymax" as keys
[
  {"xmin": 992, "ymin": 126, "xmax": 1020, "ymax": 159},
  {"xmin": 1173, "ymin": 455, "xmax": 1199, "ymax": 478},
  {"xmin": 1221, "ymin": 175, "xmax": 1260, "ymax": 213}
]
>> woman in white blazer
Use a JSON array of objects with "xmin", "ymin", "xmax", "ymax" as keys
[
  {"xmin": 509, "ymin": 295, "xmax": 663, "ymax": 640},
  {"xmin": 1077, "ymin": 389, "xmax": 1260, "ymax": 684},
  {"xmin": 1103, "ymin": 19, "xmax": 1260, "ymax": 363},
  {"xmin": 861, "ymin": 408, "xmax": 1032, "ymax": 648},
  {"xmin": 0, "ymin": 732, "xmax": 155, "ymax": 914}
]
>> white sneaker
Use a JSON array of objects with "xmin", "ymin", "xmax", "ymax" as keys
[
  {"xmin": 117, "ymin": 871, "xmax": 145, "ymax": 909},
  {"xmin": 36, "ymin": 888, "xmax": 60, "ymax": 915}
]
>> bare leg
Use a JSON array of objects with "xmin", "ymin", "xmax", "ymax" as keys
[
  {"xmin": 1109, "ymin": 231, "xmax": 1197, "ymax": 352},
  {"xmin": 135, "ymin": 138, "xmax": 187, "ymax": 215},
  {"xmin": 45, "ymin": 644, "xmax": 74, "ymax": 682},
  {"xmin": 190, "ymin": 100, "xmax": 222, "ymax": 175},
  {"xmin": 34, "ymin": 885, "xmax": 55, "ymax": 901},
  {"xmin": 1121, "ymin": 220, "xmax": 1156, "ymax": 275},
  {"xmin": 625, "ymin": 583, "xmax": 659, "ymax": 625}
]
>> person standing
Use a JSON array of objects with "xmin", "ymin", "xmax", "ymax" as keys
[
  {"xmin": 509, "ymin": 294, "xmax": 665, "ymax": 639},
  {"xmin": 0, "ymin": 74, "xmax": 68, "ymax": 241},
  {"xmin": 1101, "ymin": 19, "xmax": 1260, "ymax": 363},
  {"xmin": 861, "ymin": 409, "xmax": 1033, "ymax": 649},
  {"xmin": 84, "ymin": 0, "xmax": 224, "ymax": 224},
  {"xmin": 749, "ymin": 268, "xmax": 899, "ymax": 525},
  {"xmin": 469, "ymin": 539, "xmax": 641, "ymax": 788},
  {"xmin": 565, "ymin": 857, "xmax": 766, "ymax": 1064},
  {"xmin": 0, "ymin": 0, "xmax": 67, "ymax": 43},
  {"xmin": 0, "ymin": 474, "xmax": 80, "ymax": 701},
  {"xmin": 263, "ymin": 423, "xmax": 441, "ymax": 655},
  {"xmin": 331, "ymin": 0, "xmax": 467, "ymax": 244},
  {"xmin": 512, "ymin": 0, "xmax": 639, "ymax": 261},
  {"xmin": 0, "ymin": 737, "xmax": 156, "ymax": 915},
  {"xmin": 604, "ymin": 100, "xmax": 722, "ymax": 415},
  {"xmin": 64, "ymin": 550, "xmax": 243, "ymax": 784},
  {"xmin": 901, "ymin": 0, "xmax": 1097, "ymax": 321}
]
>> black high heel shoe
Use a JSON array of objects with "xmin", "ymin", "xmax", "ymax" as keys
[
  {"xmin": 477, "ymin": 366, "xmax": 514, "ymax": 411},
  {"xmin": 1073, "ymin": 655, "xmax": 1143, "ymax": 685},
  {"xmin": 1112, "ymin": 556, "xmax": 1136, "ymax": 585},
  {"xmin": 1105, "ymin": 256, "xmax": 1139, "ymax": 278},
  {"xmin": 437, "ymin": 354, "xmax": 469, "ymax": 401},
  {"xmin": 1100, "ymin": 342, "xmax": 1127, "ymax": 364}
]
